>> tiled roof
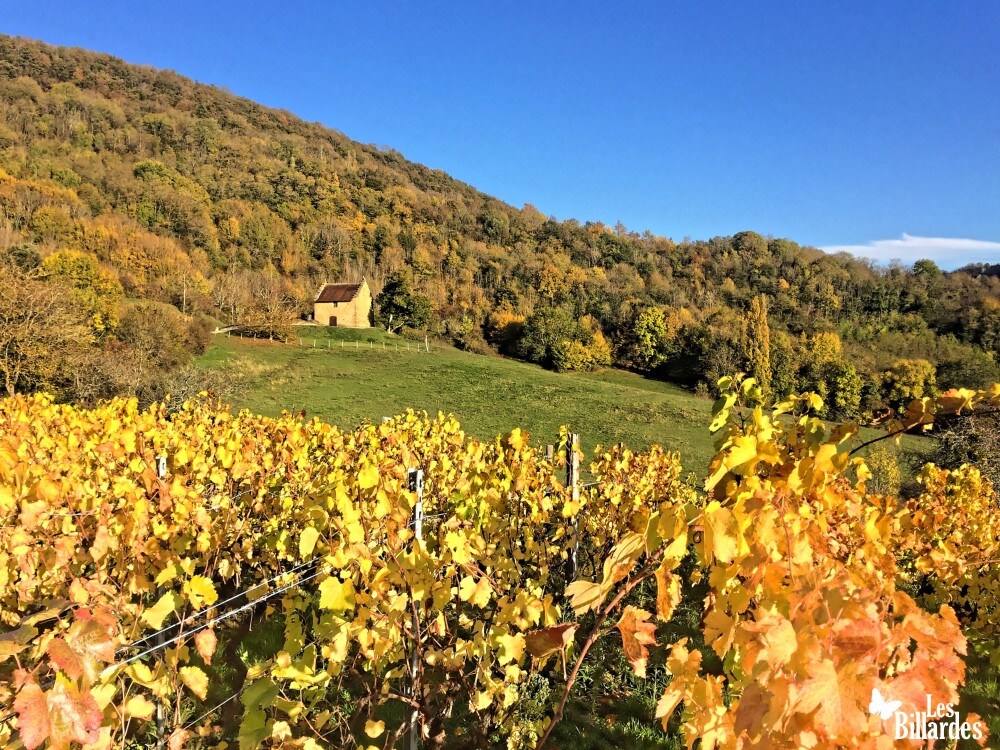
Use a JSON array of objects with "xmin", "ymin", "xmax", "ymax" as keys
[{"xmin": 316, "ymin": 282, "xmax": 362, "ymax": 303}]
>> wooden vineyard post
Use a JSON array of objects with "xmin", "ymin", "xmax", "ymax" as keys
[
  {"xmin": 565, "ymin": 433, "xmax": 580, "ymax": 582},
  {"xmin": 409, "ymin": 467, "xmax": 424, "ymax": 544},
  {"xmin": 545, "ymin": 444, "xmax": 554, "ymax": 462},
  {"xmin": 154, "ymin": 455, "xmax": 168, "ymax": 750},
  {"xmin": 407, "ymin": 468, "xmax": 425, "ymax": 750}
]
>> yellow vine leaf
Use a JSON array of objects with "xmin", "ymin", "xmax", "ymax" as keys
[
  {"xmin": 793, "ymin": 659, "xmax": 866, "ymax": 736},
  {"xmin": 472, "ymin": 690, "xmax": 492, "ymax": 711},
  {"xmin": 495, "ymin": 633, "xmax": 525, "ymax": 665},
  {"xmin": 299, "ymin": 527, "xmax": 320, "ymax": 559},
  {"xmin": 35, "ymin": 477, "xmax": 61, "ymax": 504},
  {"xmin": 180, "ymin": 666, "xmax": 209, "ymax": 701},
  {"xmin": 155, "ymin": 563, "xmax": 181, "ymax": 586},
  {"xmin": 184, "ymin": 576, "xmax": 218, "ymax": 608},
  {"xmin": 194, "ymin": 629, "xmax": 217, "ymax": 665},
  {"xmin": 600, "ymin": 532, "xmax": 646, "ymax": 590},
  {"xmin": 124, "ymin": 695, "xmax": 156, "ymax": 720},
  {"xmin": 724, "ymin": 436, "xmax": 759, "ymax": 474},
  {"xmin": 141, "ymin": 592, "xmax": 179, "ymax": 629},
  {"xmin": 358, "ymin": 464, "xmax": 379, "ymax": 490},
  {"xmin": 458, "ymin": 576, "xmax": 492, "ymax": 608},
  {"xmin": 444, "ymin": 531, "xmax": 471, "ymax": 564},
  {"xmin": 89, "ymin": 683, "xmax": 116, "ymax": 712},
  {"xmin": 656, "ymin": 639, "xmax": 702, "ymax": 728},
  {"xmin": 507, "ymin": 428, "xmax": 526, "ymax": 450},
  {"xmin": 318, "ymin": 577, "xmax": 356, "ymax": 612},
  {"xmin": 701, "ymin": 501, "xmax": 739, "ymax": 564},
  {"xmin": 565, "ymin": 580, "xmax": 603, "ymax": 615},
  {"xmin": 654, "ymin": 564, "xmax": 681, "ymax": 622}
]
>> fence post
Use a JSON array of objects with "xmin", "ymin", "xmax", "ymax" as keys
[
  {"xmin": 565, "ymin": 433, "xmax": 580, "ymax": 582},
  {"xmin": 313, "ymin": 339, "xmax": 316, "ymax": 348},
  {"xmin": 407, "ymin": 468, "xmax": 425, "ymax": 750}
]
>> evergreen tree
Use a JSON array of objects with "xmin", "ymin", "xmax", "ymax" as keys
[{"xmin": 375, "ymin": 272, "xmax": 431, "ymax": 333}]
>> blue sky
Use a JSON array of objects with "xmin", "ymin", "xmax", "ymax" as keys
[{"xmin": 3, "ymin": 1, "xmax": 999, "ymax": 267}]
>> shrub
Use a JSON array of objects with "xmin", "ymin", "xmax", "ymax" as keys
[{"xmin": 185, "ymin": 313, "xmax": 215, "ymax": 355}]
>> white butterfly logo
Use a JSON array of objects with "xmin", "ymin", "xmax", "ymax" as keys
[{"xmin": 869, "ymin": 688, "xmax": 903, "ymax": 720}]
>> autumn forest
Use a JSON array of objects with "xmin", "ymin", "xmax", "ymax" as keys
[{"xmin": 3, "ymin": 37, "xmax": 1000, "ymax": 416}]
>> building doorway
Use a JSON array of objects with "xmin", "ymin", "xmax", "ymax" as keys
[{"xmin": 328, "ymin": 316, "xmax": 338, "ymax": 326}]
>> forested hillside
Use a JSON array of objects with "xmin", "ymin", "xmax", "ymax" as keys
[{"xmin": 2, "ymin": 35, "xmax": 1000, "ymax": 415}]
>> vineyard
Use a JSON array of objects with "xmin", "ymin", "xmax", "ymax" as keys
[{"xmin": 2, "ymin": 379, "xmax": 1000, "ymax": 749}]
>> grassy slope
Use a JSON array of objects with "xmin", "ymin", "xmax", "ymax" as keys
[
  {"xmin": 197, "ymin": 327, "xmax": 930, "ymax": 476},
  {"xmin": 197, "ymin": 327, "xmax": 717, "ymax": 474}
]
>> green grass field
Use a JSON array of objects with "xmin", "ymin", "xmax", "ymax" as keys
[
  {"xmin": 197, "ymin": 327, "xmax": 717, "ymax": 473},
  {"xmin": 198, "ymin": 327, "xmax": 932, "ymax": 475}
]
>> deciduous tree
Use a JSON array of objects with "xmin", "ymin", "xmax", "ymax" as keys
[
  {"xmin": 40, "ymin": 250, "xmax": 123, "ymax": 333},
  {"xmin": 0, "ymin": 265, "xmax": 92, "ymax": 396}
]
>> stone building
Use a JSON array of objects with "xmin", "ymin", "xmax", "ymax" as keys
[{"xmin": 313, "ymin": 279, "xmax": 372, "ymax": 328}]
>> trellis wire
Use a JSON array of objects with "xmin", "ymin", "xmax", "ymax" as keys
[
  {"xmin": 118, "ymin": 555, "xmax": 324, "ymax": 654},
  {"xmin": 110, "ymin": 563, "xmax": 333, "ymax": 671}
]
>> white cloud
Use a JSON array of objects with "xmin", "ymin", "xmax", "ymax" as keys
[{"xmin": 821, "ymin": 234, "xmax": 1000, "ymax": 269}]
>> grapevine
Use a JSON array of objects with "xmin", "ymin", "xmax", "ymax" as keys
[{"xmin": 1, "ymin": 381, "xmax": 999, "ymax": 748}]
